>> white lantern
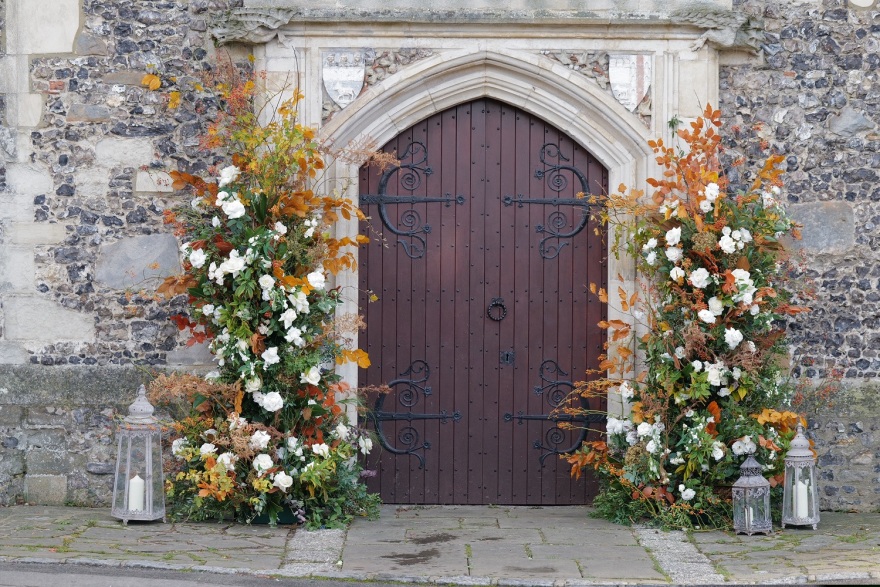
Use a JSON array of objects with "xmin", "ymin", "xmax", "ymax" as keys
[
  {"xmin": 781, "ymin": 424, "xmax": 819, "ymax": 529},
  {"xmin": 732, "ymin": 454, "xmax": 772, "ymax": 535},
  {"xmin": 111, "ymin": 385, "xmax": 166, "ymax": 524}
]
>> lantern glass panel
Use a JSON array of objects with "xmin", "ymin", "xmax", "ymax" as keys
[
  {"xmin": 148, "ymin": 433, "xmax": 165, "ymax": 515},
  {"xmin": 783, "ymin": 463, "xmax": 818, "ymax": 525}
]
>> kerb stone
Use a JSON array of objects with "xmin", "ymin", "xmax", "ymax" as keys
[{"xmin": 94, "ymin": 234, "xmax": 180, "ymax": 290}]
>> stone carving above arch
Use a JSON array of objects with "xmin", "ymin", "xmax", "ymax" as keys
[
  {"xmin": 322, "ymin": 48, "xmax": 437, "ymax": 124},
  {"xmin": 212, "ymin": 6, "xmax": 765, "ymax": 53},
  {"xmin": 538, "ymin": 51, "xmax": 652, "ymax": 128}
]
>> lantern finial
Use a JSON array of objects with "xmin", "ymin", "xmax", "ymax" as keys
[{"xmin": 125, "ymin": 384, "xmax": 156, "ymax": 424}]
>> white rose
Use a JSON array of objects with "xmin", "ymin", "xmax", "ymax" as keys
[
  {"xmin": 280, "ymin": 308, "xmax": 298, "ymax": 329},
  {"xmin": 334, "ymin": 422, "xmax": 349, "ymax": 440},
  {"xmin": 189, "ymin": 248, "xmax": 207, "ymax": 269},
  {"xmin": 619, "ymin": 380, "xmax": 634, "ymax": 402},
  {"xmin": 666, "ymin": 247, "xmax": 683, "ymax": 263},
  {"xmin": 718, "ymin": 235, "xmax": 737, "ymax": 254},
  {"xmin": 718, "ymin": 387, "xmax": 731, "ymax": 397},
  {"xmin": 645, "ymin": 251, "xmax": 657, "ymax": 266},
  {"xmin": 286, "ymin": 436, "xmax": 299, "ymax": 451},
  {"xmin": 739, "ymin": 228, "xmax": 752, "ymax": 243},
  {"xmin": 704, "ymin": 182, "xmax": 720, "ymax": 201},
  {"xmin": 745, "ymin": 341, "xmax": 757, "ymax": 353},
  {"xmin": 311, "ymin": 443, "xmax": 330, "ymax": 458},
  {"xmin": 285, "ymin": 326, "xmax": 305, "ymax": 347},
  {"xmin": 642, "ymin": 238, "xmax": 657, "ymax": 251},
  {"xmin": 199, "ymin": 443, "xmax": 217, "ymax": 456},
  {"xmin": 274, "ymin": 221, "xmax": 288, "ymax": 235},
  {"xmin": 212, "ymin": 216, "xmax": 221, "ymax": 227},
  {"xmin": 300, "ymin": 366, "xmax": 321, "ymax": 386},
  {"xmin": 273, "ymin": 471, "xmax": 294, "ymax": 492},
  {"xmin": 706, "ymin": 362, "xmax": 726, "ymax": 386},
  {"xmin": 249, "ymin": 430, "xmax": 272, "ymax": 451},
  {"xmin": 607, "ymin": 417, "xmax": 626, "ymax": 435},
  {"xmin": 665, "ymin": 226, "xmax": 682, "ymax": 246},
  {"xmin": 670, "ymin": 266, "xmax": 685, "ymax": 282},
  {"xmin": 692, "ymin": 360, "xmax": 703, "ymax": 372},
  {"xmin": 259, "ymin": 274, "xmax": 275, "ymax": 290},
  {"xmin": 253, "ymin": 453, "xmax": 274, "ymax": 475},
  {"xmin": 358, "ymin": 436, "xmax": 373, "ymax": 455},
  {"xmin": 689, "ymin": 268, "xmax": 712, "ymax": 289},
  {"xmin": 217, "ymin": 452, "xmax": 238, "ymax": 470},
  {"xmin": 699, "ymin": 199, "xmax": 713, "ymax": 213},
  {"xmin": 636, "ymin": 422, "xmax": 653, "ymax": 438},
  {"xmin": 645, "ymin": 439, "xmax": 658, "ymax": 454},
  {"xmin": 217, "ymin": 165, "xmax": 241, "ymax": 188},
  {"xmin": 712, "ymin": 441, "xmax": 725, "ymax": 461},
  {"xmin": 679, "ymin": 485, "xmax": 696, "ymax": 501},
  {"xmin": 261, "ymin": 346, "xmax": 280, "ymax": 366},
  {"xmin": 307, "ymin": 271, "xmax": 326, "ymax": 290},
  {"xmin": 674, "ymin": 346, "xmax": 686, "ymax": 359},
  {"xmin": 245, "ymin": 378, "xmax": 262, "ymax": 393},
  {"xmin": 222, "ymin": 197, "xmax": 246, "ymax": 219},
  {"xmin": 697, "ymin": 309, "xmax": 716, "ymax": 324},
  {"xmin": 260, "ymin": 391, "xmax": 284, "ymax": 412},
  {"xmin": 171, "ymin": 438, "xmax": 189, "ymax": 458},
  {"xmin": 724, "ymin": 327, "xmax": 744, "ymax": 350}
]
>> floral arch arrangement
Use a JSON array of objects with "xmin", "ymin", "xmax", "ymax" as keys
[
  {"xmin": 567, "ymin": 105, "xmax": 809, "ymax": 528},
  {"xmin": 151, "ymin": 69, "xmax": 378, "ymax": 528}
]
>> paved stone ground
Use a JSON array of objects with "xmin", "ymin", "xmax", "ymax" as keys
[{"xmin": 0, "ymin": 505, "xmax": 879, "ymax": 585}]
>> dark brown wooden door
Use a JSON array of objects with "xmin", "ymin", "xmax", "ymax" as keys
[{"xmin": 358, "ymin": 98, "xmax": 607, "ymax": 504}]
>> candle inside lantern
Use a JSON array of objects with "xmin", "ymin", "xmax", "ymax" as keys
[
  {"xmin": 745, "ymin": 505, "xmax": 753, "ymax": 528},
  {"xmin": 128, "ymin": 474, "xmax": 145, "ymax": 511},
  {"xmin": 795, "ymin": 479, "xmax": 809, "ymax": 519}
]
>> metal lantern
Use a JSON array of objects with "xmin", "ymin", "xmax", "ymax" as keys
[
  {"xmin": 111, "ymin": 385, "xmax": 166, "ymax": 524},
  {"xmin": 732, "ymin": 454, "xmax": 772, "ymax": 535},
  {"xmin": 782, "ymin": 424, "xmax": 819, "ymax": 529}
]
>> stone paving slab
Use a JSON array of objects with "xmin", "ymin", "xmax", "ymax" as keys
[{"xmin": 2, "ymin": 505, "xmax": 880, "ymax": 585}]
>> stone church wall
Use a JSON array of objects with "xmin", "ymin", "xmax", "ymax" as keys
[
  {"xmin": 720, "ymin": 0, "xmax": 880, "ymax": 511},
  {"xmin": 0, "ymin": 0, "xmax": 877, "ymax": 511}
]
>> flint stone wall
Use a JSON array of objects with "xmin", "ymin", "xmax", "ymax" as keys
[
  {"xmin": 719, "ymin": 0, "xmax": 880, "ymax": 510},
  {"xmin": 0, "ymin": 0, "xmax": 877, "ymax": 509}
]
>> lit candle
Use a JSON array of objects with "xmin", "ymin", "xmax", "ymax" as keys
[
  {"xmin": 128, "ymin": 474, "xmax": 145, "ymax": 511},
  {"xmin": 796, "ymin": 480, "xmax": 809, "ymax": 519}
]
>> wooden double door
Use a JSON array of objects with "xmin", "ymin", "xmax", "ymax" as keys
[{"xmin": 357, "ymin": 98, "xmax": 607, "ymax": 504}]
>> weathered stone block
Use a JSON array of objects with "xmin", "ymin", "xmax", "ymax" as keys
[
  {"xmin": 0, "ymin": 342, "xmax": 29, "ymax": 365},
  {"xmin": 25, "ymin": 449, "xmax": 69, "ymax": 474},
  {"xmin": 15, "ymin": 0, "xmax": 79, "ymax": 54},
  {"xmin": 102, "ymin": 71, "xmax": 149, "ymax": 86},
  {"xmin": 67, "ymin": 104, "xmax": 112, "ymax": 123},
  {"xmin": 74, "ymin": 32, "xmax": 109, "ymax": 56},
  {"xmin": 24, "ymin": 429, "xmax": 67, "ymax": 451},
  {"xmin": 23, "ymin": 474, "xmax": 68, "ymax": 505},
  {"xmin": 94, "ymin": 137, "xmax": 154, "ymax": 169},
  {"xmin": 785, "ymin": 202, "xmax": 854, "ymax": 255},
  {"xmin": 0, "ymin": 245, "xmax": 34, "ymax": 290},
  {"xmin": 94, "ymin": 234, "xmax": 181, "ymax": 290},
  {"xmin": 7, "ymin": 222, "xmax": 68, "ymax": 245},
  {"xmin": 166, "ymin": 341, "xmax": 213, "ymax": 366},
  {"xmin": 133, "ymin": 170, "xmax": 174, "ymax": 193},
  {"xmin": 0, "ymin": 406, "xmax": 24, "ymax": 427},
  {"xmin": 6, "ymin": 163, "xmax": 53, "ymax": 197},
  {"xmin": 828, "ymin": 106, "xmax": 876, "ymax": 136},
  {"xmin": 3, "ymin": 295, "xmax": 95, "ymax": 343},
  {"xmin": 0, "ymin": 453, "xmax": 25, "ymax": 477},
  {"xmin": 86, "ymin": 462, "xmax": 114, "ymax": 475}
]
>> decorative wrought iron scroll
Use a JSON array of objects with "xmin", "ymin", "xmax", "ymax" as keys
[
  {"xmin": 502, "ymin": 143, "xmax": 594, "ymax": 260},
  {"xmin": 370, "ymin": 360, "xmax": 462, "ymax": 469},
  {"xmin": 361, "ymin": 142, "xmax": 466, "ymax": 259},
  {"xmin": 503, "ymin": 359, "xmax": 604, "ymax": 466}
]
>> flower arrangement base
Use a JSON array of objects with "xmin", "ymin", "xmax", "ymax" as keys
[{"xmin": 250, "ymin": 509, "xmax": 301, "ymax": 526}]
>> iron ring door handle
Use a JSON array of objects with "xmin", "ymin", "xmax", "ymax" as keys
[{"xmin": 487, "ymin": 297, "xmax": 507, "ymax": 321}]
